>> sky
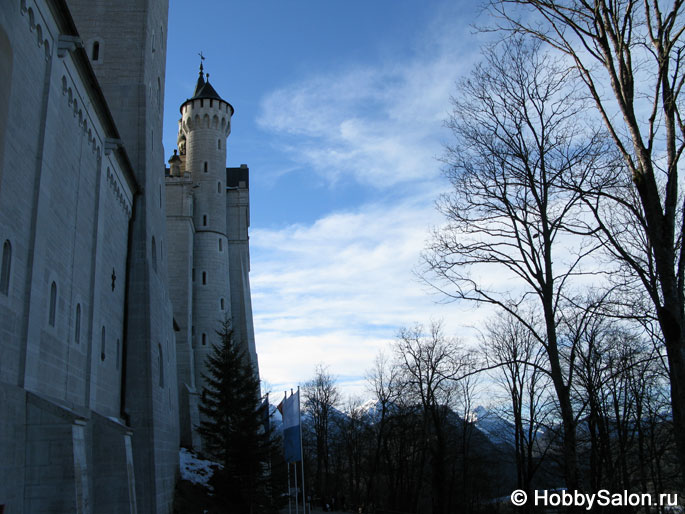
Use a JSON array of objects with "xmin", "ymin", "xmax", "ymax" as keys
[{"xmin": 162, "ymin": 0, "xmax": 494, "ymax": 399}]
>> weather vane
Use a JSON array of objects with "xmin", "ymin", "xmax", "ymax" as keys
[{"xmin": 198, "ymin": 51, "xmax": 205, "ymax": 74}]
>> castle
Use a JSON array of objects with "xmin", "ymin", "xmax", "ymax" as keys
[{"xmin": 0, "ymin": 0, "xmax": 258, "ymax": 512}]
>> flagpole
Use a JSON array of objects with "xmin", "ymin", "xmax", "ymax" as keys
[
  {"xmin": 287, "ymin": 462, "xmax": 292, "ymax": 514},
  {"xmin": 283, "ymin": 391, "xmax": 290, "ymax": 514},
  {"xmin": 294, "ymin": 448, "xmax": 299, "ymax": 514},
  {"xmin": 298, "ymin": 386, "xmax": 307, "ymax": 514}
]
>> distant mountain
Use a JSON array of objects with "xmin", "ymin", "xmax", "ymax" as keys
[{"xmin": 471, "ymin": 406, "xmax": 517, "ymax": 448}]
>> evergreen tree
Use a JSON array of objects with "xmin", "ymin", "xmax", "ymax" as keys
[{"xmin": 198, "ymin": 319, "xmax": 275, "ymax": 513}]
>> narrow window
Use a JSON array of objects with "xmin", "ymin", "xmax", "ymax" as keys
[
  {"xmin": 74, "ymin": 304, "xmax": 81, "ymax": 344},
  {"xmin": 101, "ymin": 326, "xmax": 106, "ymax": 361},
  {"xmin": 218, "ymin": 139, "xmax": 221, "ymax": 149},
  {"xmin": 202, "ymin": 333, "xmax": 206, "ymax": 346},
  {"xmin": 49, "ymin": 281, "xmax": 57, "ymax": 326},
  {"xmin": 218, "ymin": 238, "xmax": 222, "ymax": 252},
  {"xmin": 203, "ymin": 162, "xmax": 208, "ymax": 173},
  {"xmin": 220, "ymin": 298, "xmax": 224, "ymax": 310},
  {"xmin": 91, "ymin": 41, "xmax": 99, "ymax": 61},
  {"xmin": 203, "ymin": 215, "xmax": 207, "ymax": 226},
  {"xmin": 202, "ymin": 271, "xmax": 206, "ymax": 285},
  {"xmin": 151, "ymin": 237, "xmax": 157, "ymax": 271},
  {"xmin": 0, "ymin": 240, "xmax": 10, "ymax": 295},
  {"xmin": 158, "ymin": 343, "xmax": 164, "ymax": 387},
  {"xmin": 217, "ymin": 181, "xmax": 221, "ymax": 193}
]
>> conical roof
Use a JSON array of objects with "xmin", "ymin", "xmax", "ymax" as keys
[
  {"xmin": 181, "ymin": 62, "xmax": 234, "ymax": 115},
  {"xmin": 189, "ymin": 68, "xmax": 222, "ymax": 102}
]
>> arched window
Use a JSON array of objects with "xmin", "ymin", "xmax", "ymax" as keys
[
  {"xmin": 218, "ymin": 238, "xmax": 222, "ymax": 252},
  {"xmin": 202, "ymin": 215, "xmax": 207, "ymax": 226},
  {"xmin": 158, "ymin": 343, "xmax": 164, "ymax": 387},
  {"xmin": 101, "ymin": 326, "xmax": 106, "ymax": 361},
  {"xmin": 151, "ymin": 236, "xmax": 157, "ymax": 271},
  {"xmin": 74, "ymin": 303, "xmax": 81, "ymax": 344},
  {"xmin": 203, "ymin": 162, "xmax": 208, "ymax": 173},
  {"xmin": 0, "ymin": 239, "xmax": 11, "ymax": 295},
  {"xmin": 48, "ymin": 281, "xmax": 57, "ymax": 326},
  {"xmin": 202, "ymin": 333, "xmax": 206, "ymax": 346}
]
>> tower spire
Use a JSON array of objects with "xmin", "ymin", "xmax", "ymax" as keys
[{"xmin": 198, "ymin": 51, "xmax": 205, "ymax": 76}]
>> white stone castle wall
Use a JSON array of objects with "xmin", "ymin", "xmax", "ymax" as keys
[
  {"xmin": 0, "ymin": 0, "xmax": 141, "ymax": 512},
  {"xmin": 65, "ymin": 0, "xmax": 180, "ymax": 511}
]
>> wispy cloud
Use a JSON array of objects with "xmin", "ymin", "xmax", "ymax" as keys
[
  {"xmin": 252, "ymin": 196, "xmax": 464, "ymax": 395},
  {"xmin": 251, "ymin": 5, "xmax": 494, "ymax": 398},
  {"xmin": 256, "ymin": 6, "xmax": 484, "ymax": 189}
]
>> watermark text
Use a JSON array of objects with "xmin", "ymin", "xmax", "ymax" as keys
[{"xmin": 510, "ymin": 489, "xmax": 679, "ymax": 510}]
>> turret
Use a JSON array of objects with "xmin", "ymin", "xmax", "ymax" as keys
[
  {"xmin": 174, "ymin": 61, "xmax": 235, "ymax": 403},
  {"xmin": 168, "ymin": 149, "xmax": 182, "ymax": 177},
  {"xmin": 178, "ymin": 63, "xmax": 233, "ymax": 234}
]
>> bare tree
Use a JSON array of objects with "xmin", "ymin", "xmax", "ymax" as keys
[
  {"xmin": 393, "ymin": 321, "xmax": 469, "ymax": 514},
  {"xmin": 490, "ymin": 0, "xmax": 685, "ymax": 482},
  {"xmin": 303, "ymin": 364, "xmax": 341, "ymax": 502},
  {"xmin": 483, "ymin": 311, "xmax": 554, "ymax": 511},
  {"xmin": 364, "ymin": 351, "xmax": 401, "ymax": 509},
  {"xmin": 422, "ymin": 37, "xmax": 610, "ymax": 491}
]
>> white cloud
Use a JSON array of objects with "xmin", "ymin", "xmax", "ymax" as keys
[
  {"xmin": 251, "ymin": 195, "xmax": 475, "ymax": 397},
  {"xmin": 250, "ymin": 4, "xmax": 498, "ymax": 399},
  {"xmin": 256, "ymin": 7, "xmax": 484, "ymax": 189}
]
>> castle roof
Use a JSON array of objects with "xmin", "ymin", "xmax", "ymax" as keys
[{"xmin": 181, "ymin": 63, "xmax": 234, "ymax": 115}]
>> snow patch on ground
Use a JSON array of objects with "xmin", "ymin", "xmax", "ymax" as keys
[{"xmin": 179, "ymin": 448, "xmax": 218, "ymax": 488}]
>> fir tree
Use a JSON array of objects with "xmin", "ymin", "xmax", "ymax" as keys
[{"xmin": 198, "ymin": 319, "xmax": 275, "ymax": 513}]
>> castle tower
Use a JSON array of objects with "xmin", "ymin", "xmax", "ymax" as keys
[
  {"xmin": 181, "ymin": 65, "xmax": 234, "ymax": 393},
  {"xmin": 166, "ymin": 63, "xmax": 259, "ymax": 449}
]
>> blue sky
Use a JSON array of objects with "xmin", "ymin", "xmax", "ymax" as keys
[{"xmin": 163, "ymin": 0, "xmax": 492, "ymax": 398}]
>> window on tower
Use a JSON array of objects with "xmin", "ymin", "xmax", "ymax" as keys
[
  {"xmin": 203, "ymin": 215, "xmax": 207, "ymax": 226},
  {"xmin": 91, "ymin": 41, "xmax": 99, "ymax": 61},
  {"xmin": 204, "ymin": 162, "xmax": 208, "ymax": 173},
  {"xmin": 202, "ymin": 333, "xmax": 206, "ymax": 346},
  {"xmin": 202, "ymin": 271, "xmax": 206, "ymax": 285},
  {"xmin": 158, "ymin": 343, "xmax": 164, "ymax": 387},
  {"xmin": 101, "ymin": 326, "xmax": 106, "ymax": 361},
  {"xmin": 218, "ymin": 139, "xmax": 221, "ymax": 149},
  {"xmin": 151, "ymin": 236, "xmax": 157, "ymax": 272},
  {"xmin": 48, "ymin": 281, "xmax": 57, "ymax": 326},
  {"xmin": 0, "ymin": 239, "xmax": 11, "ymax": 295},
  {"xmin": 74, "ymin": 303, "xmax": 81, "ymax": 344}
]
